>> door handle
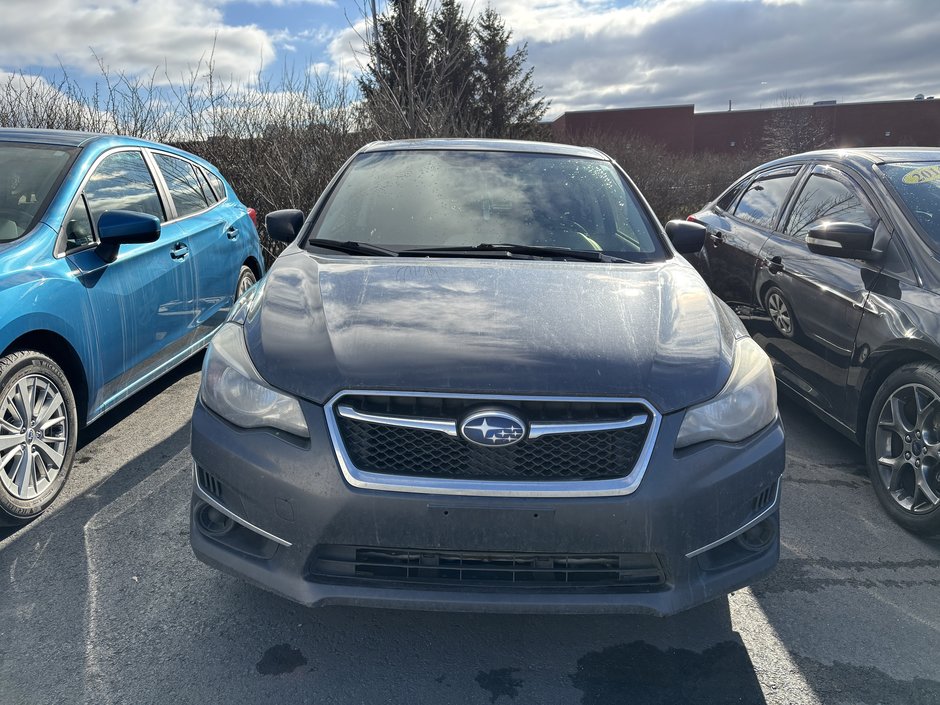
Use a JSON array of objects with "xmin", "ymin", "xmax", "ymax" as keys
[
  {"xmin": 768, "ymin": 255, "xmax": 785, "ymax": 274},
  {"xmin": 170, "ymin": 243, "xmax": 190, "ymax": 260},
  {"xmin": 226, "ymin": 226, "xmax": 238, "ymax": 241},
  {"xmin": 710, "ymin": 229, "xmax": 725, "ymax": 241}
]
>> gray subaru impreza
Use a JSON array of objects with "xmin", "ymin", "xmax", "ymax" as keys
[{"xmin": 189, "ymin": 139, "xmax": 784, "ymax": 615}]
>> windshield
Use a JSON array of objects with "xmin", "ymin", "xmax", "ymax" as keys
[
  {"xmin": 881, "ymin": 161, "xmax": 940, "ymax": 247},
  {"xmin": 0, "ymin": 143, "xmax": 78, "ymax": 242},
  {"xmin": 309, "ymin": 150, "xmax": 665, "ymax": 261}
]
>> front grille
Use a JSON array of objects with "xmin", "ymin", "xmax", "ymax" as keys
[
  {"xmin": 332, "ymin": 394, "xmax": 652, "ymax": 482},
  {"xmin": 310, "ymin": 545, "xmax": 666, "ymax": 592}
]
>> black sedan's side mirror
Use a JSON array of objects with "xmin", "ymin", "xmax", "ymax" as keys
[
  {"xmin": 96, "ymin": 210, "xmax": 161, "ymax": 263},
  {"xmin": 664, "ymin": 220, "xmax": 707, "ymax": 254},
  {"xmin": 266, "ymin": 209, "xmax": 306, "ymax": 243},
  {"xmin": 806, "ymin": 222, "xmax": 876, "ymax": 260}
]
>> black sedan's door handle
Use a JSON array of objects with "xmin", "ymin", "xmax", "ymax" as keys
[
  {"xmin": 768, "ymin": 255, "xmax": 785, "ymax": 274},
  {"xmin": 710, "ymin": 229, "xmax": 725, "ymax": 241},
  {"xmin": 170, "ymin": 242, "xmax": 190, "ymax": 260},
  {"xmin": 226, "ymin": 226, "xmax": 238, "ymax": 241}
]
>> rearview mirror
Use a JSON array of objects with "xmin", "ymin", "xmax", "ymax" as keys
[
  {"xmin": 266, "ymin": 209, "xmax": 305, "ymax": 243},
  {"xmin": 664, "ymin": 220, "xmax": 707, "ymax": 254},
  {"xmin": 806, "ymin": 222, "xmax": 876, "ymax": 260},
  {"xmin": 96, "ymin": 210, "xmax": 161, "ymax": 263}
]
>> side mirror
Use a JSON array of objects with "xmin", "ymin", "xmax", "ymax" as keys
[
  {"xmin": 266, "ymin": 209, "xmax": 305, "ymax": 243},
  {"xmin": 96, "ymin": 210, "xmax": 161, "ymax": 263},
  {"xmin": 664, "ymin": 220, "xmax": 707, "ymax": 254},
  {"xmin": 806, "ymin": 222, "xmax": 876, "ymax": 260}
]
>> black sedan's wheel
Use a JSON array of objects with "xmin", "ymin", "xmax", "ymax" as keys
[
  {"xmin": 866, "ymin": 363, "xmax": 940, "ymax": 535},
  {"xmin": 0, "ymin": 351, "xmax": 78, "ymax": 525},
  {"xmin": 765, "ymin": 286, "xmax": 796, "ymax": 339},
  {"xmin": 235, "ymin": 265, "xmax": 256, "ymax": 300}
]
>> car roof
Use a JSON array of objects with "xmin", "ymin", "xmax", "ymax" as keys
[
  {"xmin": 0, "ymin": 127, "xmax": 223, "ymax": 175},
  {"xmin": 359, "ymin": 138, "xmax": 609, "ymax": 160},
  {"xmin": 763, "ymin": 146, "xmax": 940, "ymax": 171},
  {"xmin": 0, "ymin": 128, "xmax": 106, "ymax": 147}
]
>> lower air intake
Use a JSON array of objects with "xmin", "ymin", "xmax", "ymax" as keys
[{"xmin": 309, "ymin": 545, "xmax": 667, "ymax": 592}]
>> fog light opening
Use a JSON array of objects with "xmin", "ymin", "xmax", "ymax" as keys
[
  {"xmin": 198, "ymin": 504, "xmax": 235, "ymax": 537},
  {"xmin": 735, "ymin": 518, "xmax": 776, "ymax": 552}
]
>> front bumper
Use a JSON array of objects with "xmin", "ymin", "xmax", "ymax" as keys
[{"xmin": 189, "ymin": 399, "xmax": 784, "ymax": 615}]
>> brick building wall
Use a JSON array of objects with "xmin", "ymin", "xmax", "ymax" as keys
[{"xmin": 552, "ymin": 99, "xmax": 940, "ymax": 154}]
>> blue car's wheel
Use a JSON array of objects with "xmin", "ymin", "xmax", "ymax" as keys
[
  {"xmin": 0, "ymin": 351, "xmax": 78, "ymax": 525},
  {"xmin": 236, "ymin": 265, "xmax": 256, "ymax": 301}
]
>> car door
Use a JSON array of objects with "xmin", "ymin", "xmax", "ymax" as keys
[
  {"xmin": 150, "ymin": 152, "xmax": 243, "ymax": 341},
  {"xmin": 62, "ymin": 148, "xmax": 198, "ymax": 413},
  {"xmin": 756, "ymin": 164, "xmax": 883, "ymax": 420},
  {"xmin": 705, "ymin": 167, "xmax": 803, "ymax": 315}
]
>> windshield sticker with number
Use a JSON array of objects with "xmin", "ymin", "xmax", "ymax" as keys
[{"xmin": 902, "ymin": 165, "xmax": 940, "ymax": 185}]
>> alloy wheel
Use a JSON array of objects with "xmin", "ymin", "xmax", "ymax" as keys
[
  {"xmin": 237, "ymin": 271, "xmax": 255, "ymax": 299},
  {"xmin": 767, "ymin": 291, "xmax": 793, "ymax": 336},
  {"xmin": 0, "ymin": 374, "xmax": 69, "ymax": 501},
  {"xmin": 874, "ymin": 383, "xmax": 940, "ymax": 514}
]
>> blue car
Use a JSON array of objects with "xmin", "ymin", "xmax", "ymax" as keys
[{"xmin": 0, "ymin": 128, "xmax": 264, "ymax": 524}]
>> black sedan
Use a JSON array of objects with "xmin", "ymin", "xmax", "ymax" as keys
[
  {"xmin": 188, "ymin": 139, "xmax": 785, "ymax": 615},
  {"xmin": 689, "ymin": 148, "xmax": 940, "ymax": 535}
]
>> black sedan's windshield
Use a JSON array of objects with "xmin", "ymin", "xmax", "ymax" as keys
[
  {"xmin": 882, "ymin": 162, "xmax": 940, "ymax": 247},
  {"xmin": 309, "ymin": 150, "xmax": 665, "ymax": 261},
  {"xmin": 0, "ymin": 143, "xmax": 77, "ymax": 241}
]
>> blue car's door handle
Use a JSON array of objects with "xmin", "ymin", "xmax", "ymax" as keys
[
  {"xmin": 226, "ymin": 226, "xmax": 238, "ymax": 241},
  {"xmin": 170, "ymin": 243, "xmax": 190, "ymax": 260}
]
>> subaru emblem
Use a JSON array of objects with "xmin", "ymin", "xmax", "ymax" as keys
[{"xmin": 458, "ymin": 410, "xmax": 527, "ymax": 447}]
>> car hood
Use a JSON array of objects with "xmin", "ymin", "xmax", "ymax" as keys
[{"xmin": 244, "ymin": 252, "xmax": 736, "ymax": 413}]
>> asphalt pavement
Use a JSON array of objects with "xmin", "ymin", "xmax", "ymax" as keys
[{"xmin": 1, "ymin": 356, "xmax": 938, "ymax": 705}]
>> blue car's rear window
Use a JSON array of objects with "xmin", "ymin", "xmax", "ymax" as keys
[{"xmin": 0, "ymin": 143, "xmax": 78, "ymax": 242}]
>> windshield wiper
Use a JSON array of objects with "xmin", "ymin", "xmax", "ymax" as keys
[
  {"xmin": 308, "ymin": 239, "xmax": 399, "ymax": 257},
  {"xmin": 402, "ymin": 243, "xmax": 629, "ymax": 263}
]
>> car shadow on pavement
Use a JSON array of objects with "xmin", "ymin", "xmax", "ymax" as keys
[
  {"xmin": 752, "ymin": 396, "xmax": 940, "ymax": 704},
  {"xmin": 0, "ymin": 355, "xmax": 203, "ymax": 543},
  {"xmin": 75, "ymin": 354, "xmax": 204, "ymax": 449},
  {"xmin": 0, "ymin": 421, "xmax": 194, "ymax": 705}
]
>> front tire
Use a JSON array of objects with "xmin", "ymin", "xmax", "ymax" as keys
[
  {"xmin": 866, "ymin": 362, "xmax": 940, "ymax": 535},
  {"xmin": 0, "ymin": 351, "xmax": 78, "ymax": 525}
]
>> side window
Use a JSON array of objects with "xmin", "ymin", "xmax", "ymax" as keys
[
  {"xmin": 733, "ymin": 173, "xmax": 799, "ymax": 229},
  {"xmin": 206, "ymin": 171, "xmax": 227, "ymax": 201},
  {"xmin": 84, "ymin": 150, "xmax": 165, "ymax": 225},
  {"xmin": 64, "ymin": 196, "xmax": 95, "ymax": 250},
  {"xmin": 153, "ymin": 153, "xmax": 209, "ymax": 218},
  {"xmin": 716, "ymin": 179, "xmax": 747, "ymax": 212},
  {"xmin": 784, "ymin": 173, "xmax": 878, "ymax": 241},
  {"xmin": 197, "ymin": 168, "xmax": 219, "ymax": 204}
]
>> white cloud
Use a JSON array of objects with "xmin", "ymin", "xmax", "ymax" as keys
[
  {"xmin": 217, "ymin": 0, "xmax": 335, "ymax": 4},
  {"xmin": 0, "ymin": 0, "xmax": 276, "ymax": 84},
  {"xmin": 484, "ymin": 0, "xmax": 940, "ymax": 116}
]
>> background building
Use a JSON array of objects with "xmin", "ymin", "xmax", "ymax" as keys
[{"xmin": 552, "ymin": 98, "xmax": 940, "ymax": 153}]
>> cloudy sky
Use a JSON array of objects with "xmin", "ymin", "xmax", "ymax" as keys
[{"xmin": 1, "ymin": 0, "xmax": 937, "ymax": 119}]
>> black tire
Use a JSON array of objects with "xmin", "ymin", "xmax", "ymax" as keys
[
  {"xmin": 865, "ymin": 362, "xmax": 940, "ymax": 536},
  {"xmin": 764, "ymin": 285, "xmax": 797, "ymax": 339},
  {"xmin": 235, "ymin": 265, "xmax": 257, "ymax": 301},
  {"xmin": 0, "ymin": 351, "xmax": 78, "ymax": 525}
]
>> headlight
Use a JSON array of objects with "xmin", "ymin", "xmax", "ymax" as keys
[
  {"xmin": 200, "ymin": 322, "xmax": 309, "ymax": 438},
  {"xmin": 675, "ymin": 337, "xmax": 777, "ymax": 448}
]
